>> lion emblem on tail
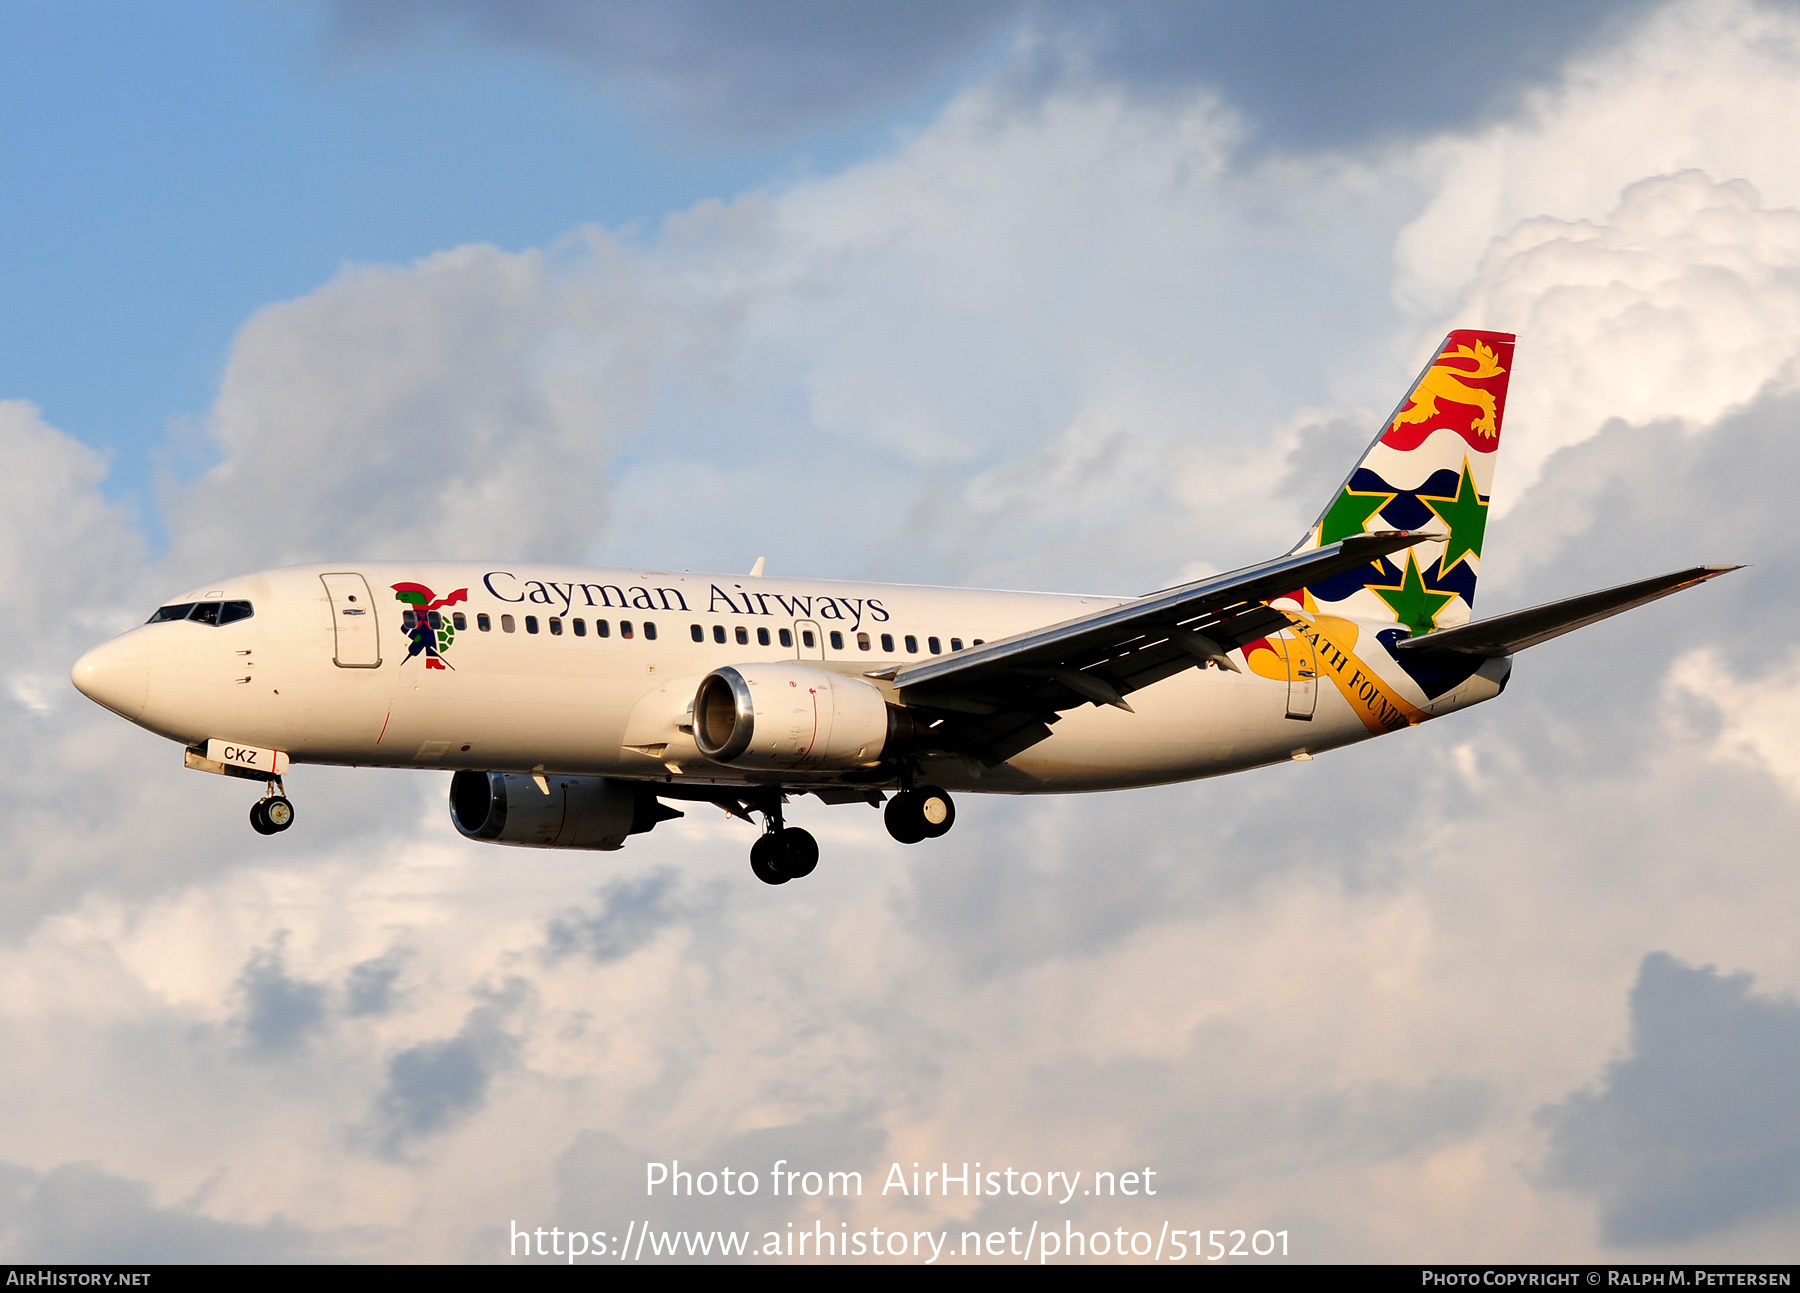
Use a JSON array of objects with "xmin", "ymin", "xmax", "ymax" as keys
[{"xmin": 1391, "ymin": 340, "xmax": 1506, "ymax": 439}]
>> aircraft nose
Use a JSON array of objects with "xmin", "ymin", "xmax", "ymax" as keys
[{"xmin": 71, "ymin": 634, "xmax": 150, "ymax": 721}]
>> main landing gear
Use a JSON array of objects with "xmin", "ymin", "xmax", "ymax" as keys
[
  {"xmin": 884, "ymin": 785, "xmax": 954, "ymax": 845},
  {"xmin": 747, "ymin": 797, "xmax": 818, "ymax": 886},
  {"xmin": 249, "ymin": 779, "xmax": 295, "ymax": 836},
  {"xmin": 742, "ymin": 783, "xmax": 957, "ymax": 884}
]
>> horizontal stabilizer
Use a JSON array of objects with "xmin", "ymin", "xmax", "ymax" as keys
[{"xmin": 1394, "ymin": 565, "xmax": 1740, "ymax": 658}]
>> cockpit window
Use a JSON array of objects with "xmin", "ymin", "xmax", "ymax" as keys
[{"xmin": 145, "ymin": 600, "xmax": 253, "ymax": 626}]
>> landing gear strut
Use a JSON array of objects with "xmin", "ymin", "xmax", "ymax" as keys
[
  {"xmin": 747, "ymin": 796, "xmax": 818, "ymax": 885},
  {"xmin": 250, "ymin": 779, "xmax": 295, "ymax": 835},
  {"xmin": 884, "ymin": 785, "xmax": 955, "ymax": 844}
]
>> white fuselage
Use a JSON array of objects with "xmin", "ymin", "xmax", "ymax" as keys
[{"xmin": 74, "ymin": 563, "xmax": 1508, "ymax": 795}]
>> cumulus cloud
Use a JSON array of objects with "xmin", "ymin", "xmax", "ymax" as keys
[
  {"xmin": 234, "ymin": 936, "xmax": 331, "ymax": 1055},
  {"xmin": 1539, "ymin": 953, "xmax": 1800, "ymax": 1245},
  {"xmin": 0, "ymin": 1161, "xmax": 328, "ymax": 1262},
  {"xmin": 12, "ymin": 0, "xmax": 1800, "ymax": 1265},
  {"xmin": 1665, "ymin": 639, "xmax": 1800, "ymax": 799},
  {"xmin": 163, "ymin": 237, "xmax": 673, "ymax": 579},
  {"xmin": 1453, "ymin": 171, "xmax": 1800, "ymax": 505},
  {"xmin": 369, "ymin": 990, "xmax": 523, "ymax": 1157},
  {"xmin": 325, "ymin": 0, "xmax": 1656, "ymax": 149}
]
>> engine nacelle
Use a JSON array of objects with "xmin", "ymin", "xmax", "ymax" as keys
[
  {"xmin": 449, "ymin": 771, "xmax": 680, "ymax": 850},
  {"xmin": 693, "ymin": 663, "xmax": 896, "ymax": 770}
]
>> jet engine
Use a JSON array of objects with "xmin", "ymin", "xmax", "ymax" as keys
[
  {"xmin": 693, "ymin": 663, "xmax": 905, "ymax": 770},
  {"xmin": 449, "ymin": 771, "xmax": 681, "ymax": 850}
]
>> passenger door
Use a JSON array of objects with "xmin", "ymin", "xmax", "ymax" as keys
[{"xmin": 321, "ymin": 572, "xmax": 382, "ymax": 668}]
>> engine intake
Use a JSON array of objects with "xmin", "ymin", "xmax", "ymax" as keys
[
  {"xmin": 449, "ymin": 771, "xmax": 681, "ymax": 850},
  {"xmin": 693, "ymin": 663, "xmax": 900, "ymax": 770}
]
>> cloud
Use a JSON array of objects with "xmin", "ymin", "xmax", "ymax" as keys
[
  {"xmin": 324, "ymin": 0, "xmax": 1658, "ymax": 149},
  {"xmin": 234, "ymin": 935, "xmax": 330, "ymax": 1055},
  {"xmin": 1538, "ymin": 953, "xmax": 1800, "ymax": 1245},
  {"xmin": 369, "ymin": 990, "xmax": 523, "ymax": 1156},
  {"xmin": 344, "ymin": 948, "xmax": 412, "ymax": 1017},
  {"xmin": 164, "ymin": 236, "xmax": 672, "ymax": 578},
  {"xmin": 14, "ymin": 0, "xmax": 1800, "ymax": 1265},
  {"xmin": 1452, "ymin": 170, "xmax": 1800, "ymax": 505},
  {"xmin": 544, "ymin": 871, "xmax": 685, "ymax": 964},
  {"xmin": 0, "ymin": 1161, "xmax": 327, "ymax": 1263}
]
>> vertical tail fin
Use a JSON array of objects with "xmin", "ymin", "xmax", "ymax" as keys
[{"xmin": 1288, "ymin": 329, "xmax": 1515, "ymax": 635}]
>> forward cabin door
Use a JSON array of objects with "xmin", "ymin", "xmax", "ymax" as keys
[
  {"xmin": 793, "ymin": 619, "xmax": 825, "ymax": 660},
  {"xmin": 1283, "ymin": 629, "xmax": 1317, "ymax": 720},
  {"xmin": 321, "ymin": 572, "xmax": 382, "ymax": 668}
]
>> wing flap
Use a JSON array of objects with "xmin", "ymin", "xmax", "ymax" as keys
[{"xmin": 1394, "ymin": 565, "xmax": 1740, "ymax": 658}]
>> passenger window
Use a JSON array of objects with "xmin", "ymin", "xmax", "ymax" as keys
[
  {"xmin": 802, "ymin": 630, "xmax": 816, "ymax": 648},
  {"xmin": 950, "ymin": 638, "xmax": 963, "ymax": 651},
  {"xmin": 189, "ymin": 602, "xmax": 222, "ymax": 626},
  {"xmin": 502, "ymin": 614, "xmax": 516, "ymax": 633},
  {"xmin": 401, "ymin": 610, "xmax": 418, "ymax": 631},
  {"xmin": 477, "ymin": 613, "xmax": 491, "ymax": 632},
  {"xmin": 829, "ymin": 631, "xmax": 844, "ymax": 651},
  {"xmin": 856, "ymin": 632, "xmax": 871, "ymax": 651},
  {"xmin": 644, "ymin": 622, "xmax": 657, "ymax": 640},
  {"xmin": 452, "ymin": 612, "xmax": 467, "ymax": 631},
  {"xmin": 574, "ymin": 618, "xmax": 586, "ymax": 637},
  {"xmin": 146, "ymin": 603, "xmax": 197, "ymax": 624},
  {"xmin": 880, "ymin": 633, "xmax": 894, "ymax": 652},
  {"xmin": 596, "ymin": 620, "xmax": 610, "ymax": 638},
  {"xmin": 428, "ymin": 610, "xmax": 442, "ymax": 631},
  {"xmin": 526, "ymin": 616, "xmax": 539, "ymax": 634},
  {"xmin": 549, "ymin": 617, "xmax": 562, "ymax": 636},
  {"xmin": 779, "ymin": 628, "xmax": 792, "ymax": 647},
  {"xmin": 621, "ymin": 621, "xmax": 634, "ymax": 639},
  {"xmin": 218, "ymin": 601, "xmax": 254, "ymax": 625},
  {"xmin": 713, "ymin": 625, "xmax": 726, "ymax": 644},
  {"xmin": 904, "ymin": 634, "xmax": 917, "ymax": 653},
  {"xmin": 973, "ymin": 639, "xmax": 984, "ymax": 646},
  {"xmin": 691, "ymin": 624, "xmax": 704, "ymax": 642},
  {"xmin": 735, "ymin": 626, "xmax": 749, "ymax": 645},
  {"xmin": 928, "ymin": 637, "xmax": 941, "ymax": 654},
  {"xmin": 757, "ymin": 627, "xmax": 770, "ymax": 646}
]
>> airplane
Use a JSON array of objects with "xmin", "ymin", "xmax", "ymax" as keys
[{"xmin": 71, "ymin": 330, "xmax": 1735, "ymax": 885}]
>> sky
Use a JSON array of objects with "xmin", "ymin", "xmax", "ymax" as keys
[{"xmin": 3, "ymin": 0, "xmax": 1799, "ymax": 1264}]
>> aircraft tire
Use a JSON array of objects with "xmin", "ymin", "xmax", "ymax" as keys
[
  {"xmin": 916, "ymin": 787, "xmax": 955, "ymax": 838},
  {"xmin": 249, "ymin": 801, "xmax": 278, "ymax": 835},
  {"xmin": 778, "ymin": 827, "xmax": 819, "ymax": 878},
  {"xmin": 750, "ymin": 834, "xmax": 790, "ymax": 885},
  {"xmin": 884, "ymin": 792, "xmax": 927, "ymax": 844},
  {"xmin": 264, "ymin": 796, "xmax": 295, "ymax": 831}
]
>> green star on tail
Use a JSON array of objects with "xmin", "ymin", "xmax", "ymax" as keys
[
  {"xmin": 1418, "ymin": 457, "xmax": 1488, "ymax": 577},
  {"xmin": 1370, "ymin": 552, "xmax": 1456, "ymax": 637},
  {"xmin": 1318, "ymin": 486, "xmax": 1396, "ymax": 546}
]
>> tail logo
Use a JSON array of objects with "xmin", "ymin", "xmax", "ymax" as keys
[{"xmin": 1386, "ymin": 340, "xmax": 1506, "ymax": 447}]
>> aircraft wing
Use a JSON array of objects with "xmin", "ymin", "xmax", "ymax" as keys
[
  {"xmin": 890, "ymin": 530, "xmax": 1439, "ymax": 764},
  {"xmin": 1393, "ymin": 565, "xmax": 1740, "ymax": 658}
]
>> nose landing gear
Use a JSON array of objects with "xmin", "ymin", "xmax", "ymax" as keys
[
  {"xmin": 884, "ymin": 785, "xmax": 955, "ymax": 844},
  {"xmin": 249, "ymin": 780, "xmax": 295, "ymax": 835}
]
